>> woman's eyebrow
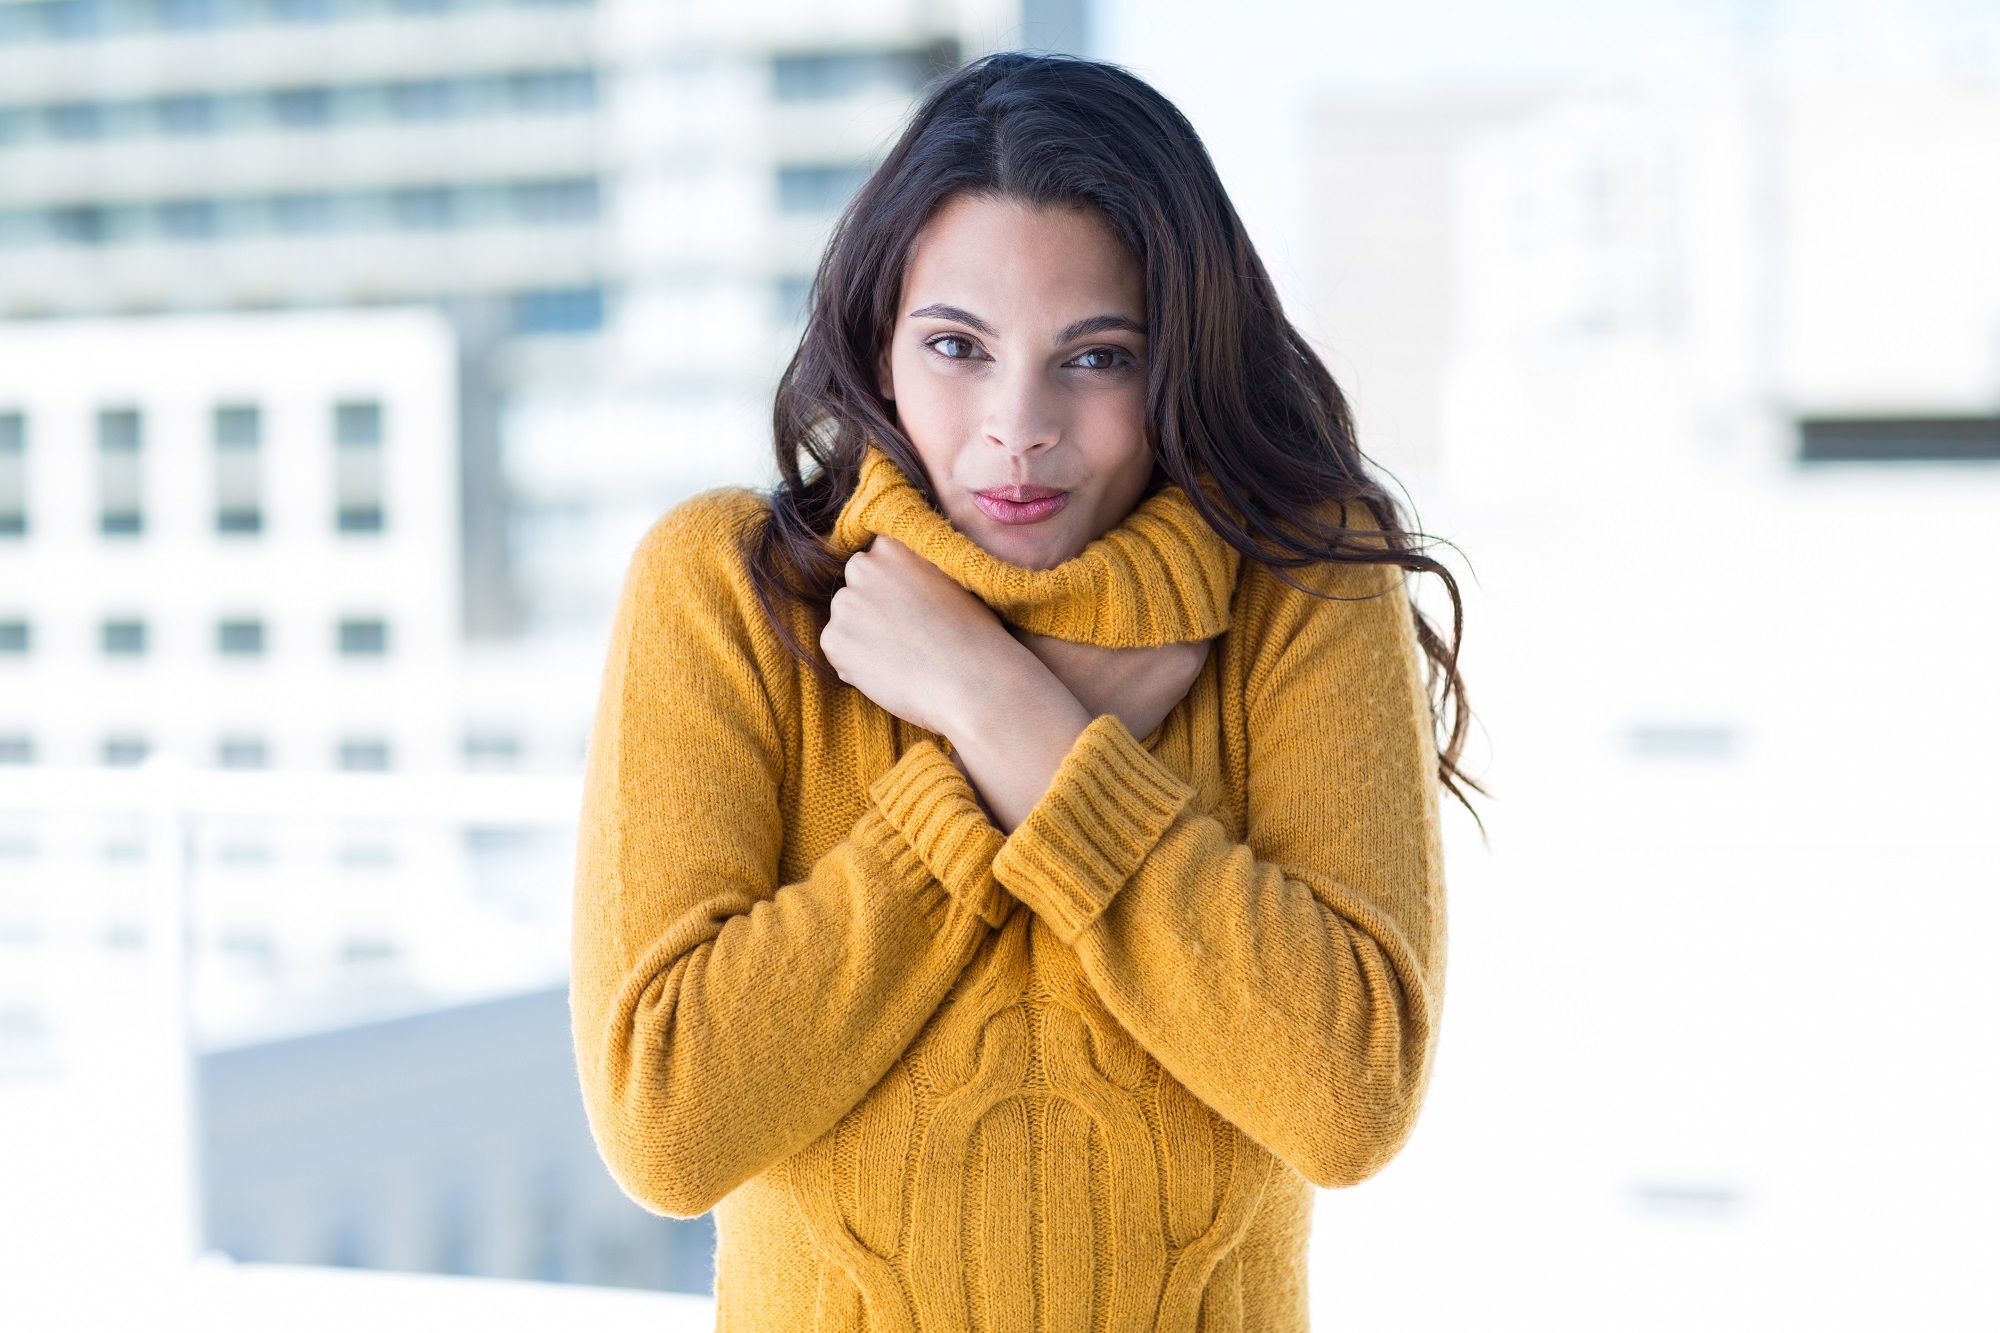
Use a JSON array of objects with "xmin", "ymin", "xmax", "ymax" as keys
[{"xmin": 907, "ymin": 303, "xmax": 1147, "ymax": 344}]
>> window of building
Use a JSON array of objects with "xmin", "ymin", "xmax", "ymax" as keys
[
  {"xmin": 461, "ymin": 731, "xmax": 521, "ymax": 770},
  {"xmin": 387, "ymin": 79, "xmax": 455, "ymax": 120},
  {"xmin": 340, "ymin": 935, "xmax": 398, "ymax": 965},
  {"xmin": 216, "ymin": 735, "xmax": 268, "ymax": 769},
  {"xmin": 45, "ymin": 0, "xmax": 109, "ymax": 41},
  {"xmin": 0, "ymin": 411, "xmax": 24, "ymax": 536},
  {"xmin": 0, "ymin": 6, "xmax": 40, "ymax": 43},
  {"xmin": 98, "ymin": 407, "xmax": 144, "ymax": 535},
  {"xmin": 213, "ymin": 403, "xmax": 263, "ymax": 534},
  {"xmin": 214, "ymin": 403, "xmax": 259, "ymax": 447},
  {"xmin": 51, "ymin": 204, "xmax": 112, "ymax": 246},
  {"xmin": 389, "ymin": 185, "xmax": 454, "ymax": 229},
  {"xmin": 270, "ymin": 191, "xmax": 336, "ymax": 232},
  {"xmin": 338, "ymin": 617, "xmax": 388, "ymax": 656},
  {"xmin": 336, "ymin": 842, "xmax": 396, "ymax": 871},
  {"xmin": 775, "ymin": 162, "xmax": 873, "ymax": 215},
  {"xmin": 337, "ymin": 737, "xmax": 392, "ymax": 771},
  {"xmin": 215, "ymin": 838, "xmax": 274, "ymax": 866},
  {"xmin": 99, "ymin": 406, "xmax": 141, "ymax": 450},
  {"xmin": 0, "ymin": 735, "xmax": 33, "ymax": 765},
  {"xmin": 157, "ymin": 198, "xmax": 221, "ymax": 240},
  {"xmin": 156, "ymin": 94, "xmax": 219, "ymax": 135},
  {"xmin": 334, "ymin": 400, "xmax": 382, "ymax": 447},
  {"xmin": 157, "ymin": 0, "xmax": 221, "ymax": 32},
  {"xmin": 102, "ymin": 618, "xmax": 147, "ymax": 656},
  {"xmin": 217, "ymin": 618, "xmax": 265, "ymax": 656},
  {"xmin": 771, "ymin": 49, "xmax": 934, "ymax": 102},
  {"xmin": 270, "ymin": 0, "xmax": 337, "ymax": 22},
  {"xmin": 271, "ymin": 86, "xmax": 334, "ymax": 128},
  {"xmin": 102, "ymin": 734, "xmax": 150, "ymax": 766},
  {"xmin": 45, "ymin": 101, "xmax": 106, "ymax": 140},
  {"xmin": 510, "ymin": 178, "xmax": 599, "ymax": 224},
  {"xmin": 219, "ymin": 927, "xmax": 276, "ymax": 964},
  {"xmin": 511, "ymin": 285, "xmax": 604, "ymax": 335},
  {"xmin": 334, "ymin": 399, "xmax": 385, "ymax": 533},
  {"xmin": 508, "ymin": 68, "xmax": 595, "ymax": 113},
  {"xmin": 1797, "ymin": 414, "xmax": 2000, "ymax": 463},
  {"xmin": 0, "ymin": 620, "xmax": 28, "ymax": 653}
]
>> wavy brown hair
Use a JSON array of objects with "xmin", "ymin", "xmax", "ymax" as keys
[{"xmin": 745, "ymin": 49, "xmax": 1488, "ymax": 833}]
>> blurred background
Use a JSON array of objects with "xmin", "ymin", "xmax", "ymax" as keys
[{"xmin": 2, "ymin": 0, "xmax": 1996, "ymax": 1328}]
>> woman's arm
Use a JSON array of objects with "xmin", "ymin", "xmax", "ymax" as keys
[
  {"xmin": 571, "ymin": 496, "xmax": 1011, "ymax": 1220},
  {"xmin": 945, "ymin": 560, "xmax": 1448, "ymax": 1189}
]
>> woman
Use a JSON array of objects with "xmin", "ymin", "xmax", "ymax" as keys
[{"xmin": 571, "ymin": 50, "xmax": 1483, "ymax": 1332}]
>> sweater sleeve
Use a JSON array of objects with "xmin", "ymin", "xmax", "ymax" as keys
[
  {"xmin": 988, "ymin": 556, "xmax": 1448, "ymax": 1190},
  {"xmin": 570, "ymin": 492, "xmax": 1012, "ymax": 1220}
]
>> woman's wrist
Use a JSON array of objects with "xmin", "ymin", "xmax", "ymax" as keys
[{"xmin": 943, "ymin": 655, "xmax": 1095, "ymax": 835}]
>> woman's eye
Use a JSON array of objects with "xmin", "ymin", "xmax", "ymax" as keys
[
  {"xmin": 1073, "ymin": 347, "xmax": 1127, "ymax": 373},
  {"xmin": 926, "ymin": 334, "xmax": 980, "ymax": 361}
]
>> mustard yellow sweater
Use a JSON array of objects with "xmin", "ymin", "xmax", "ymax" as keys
[{"xmin": 570, "ymin": 441, "xmax": 1448, "ymax": 1331}]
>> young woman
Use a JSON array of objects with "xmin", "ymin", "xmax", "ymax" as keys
[{"xmin": 571, "ymin": 50, "xmax": 1483, "ymax": 1332}]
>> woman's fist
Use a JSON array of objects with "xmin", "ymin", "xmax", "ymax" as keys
[{"xmin": 820, "ymin": 535, "xmax": 1030, "ymax": 738}]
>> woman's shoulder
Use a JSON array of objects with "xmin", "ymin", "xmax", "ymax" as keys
[
  {"xmin": 1230, "ymin": 495, "xmax": 1404, "ymax": 615},
  {"xmin": 627, "ymin": 484, "xmax": 774, "ymax": 589}
]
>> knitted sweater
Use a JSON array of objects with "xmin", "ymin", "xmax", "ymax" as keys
[{"xmin": 569, "ymin": 441, "xmax": 1449, "ymax": 1332}]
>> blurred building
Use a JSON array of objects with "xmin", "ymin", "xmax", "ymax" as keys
[
  {"xmin": 198, "ymin": 985, "xmax": 712, "ymax": 1292},
  {"xmin": 0, "ymin": 306, "xmax": 479, "ymax": 975},
  {"xmin": 1282, "ymin": 17, "xmax": 2000, "ymax": 1325},
  {"xmin": 0, "ymin": 0, "xmax": 1085, "ymax": 769},
  {"xmin": 0, "ymin": 306, "xmax": 459, "ymax": 781},
  {"xmin": 1304, "ymin": 10, "xmax": 2000, "ymax": 505}
]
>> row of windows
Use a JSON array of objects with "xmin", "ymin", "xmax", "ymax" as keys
[
  {"xmin": 775, "ymin": 162, "xmax": 873, "ymax": 216},
  {"xmin": 43, "ymin": 398, "xmax": 392, "ymax": 447},
  {"xmin": 7, "ymin": 494, "xmax": 385, "ymax": 536},
  {"xmin": 0, "ymin": 731, "xmax": 534, "ymax": 769},
  {"xmin": 0, "ymin": 838, "xmax": 405, "ymax": 879},
  {"xmin": 0, "ymin": 732, "xmax": 395, "ymax": 769},
  {"xmin": 0, "ymin": 401, "xmax": 393, "ymax": 538},
  {"xmin": 0, "ymin": 178, "xmax": 601, "ymax": 249},
  {"xmin": 0, "ymin": 0, "xmax": 591, "ymax": 45},
  {"xmin": 770, "ymin": 49, "xmax": 943, "ymax": 103},
  {"xmin": 0, "ymin": 69, "xmax": 596, "ymax": 146},
  {"xmin": 0, "ymin": 282, "xmax": 602, "ymax": 337},
  {"xmin": 0, "ymin": 616, "xmax": 393, "ymax": 657}
]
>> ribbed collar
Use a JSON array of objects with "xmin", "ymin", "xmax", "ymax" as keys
[{"xmin": 827, "ymin": 439, "xmax": 1241, "ymax": 647}]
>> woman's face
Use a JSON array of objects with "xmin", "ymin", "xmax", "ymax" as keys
[{"xmin": 875, "ymin": 193, "xmax": 1153, "ymax": 569}]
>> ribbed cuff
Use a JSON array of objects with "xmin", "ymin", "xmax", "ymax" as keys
[
  {"xmin": 991, "ymin": 713, "xmax": 1196, "ymax": 945},
  {"xmin": 868, "ymin": 739, "xmax": 1013, "ymax": 929}
]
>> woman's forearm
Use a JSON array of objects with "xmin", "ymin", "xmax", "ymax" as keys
[{"xmin": 942, "ymin": 656, "xmax": 1094, "ymax": 836}]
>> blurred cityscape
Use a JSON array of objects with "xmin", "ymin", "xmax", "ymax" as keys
[{"xmin": 2, "ymin": 0, "xmax": 1997, "ymax": 1328}]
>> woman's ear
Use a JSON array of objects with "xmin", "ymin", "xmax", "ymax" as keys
[{"xmin": 876, "ymin": 344, "xmax": 895, "ymax": 402}]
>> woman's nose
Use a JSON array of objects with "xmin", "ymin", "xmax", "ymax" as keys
[{"xmin": 982, "ymin": 368, "xmax": 1062, "ymax": 456}]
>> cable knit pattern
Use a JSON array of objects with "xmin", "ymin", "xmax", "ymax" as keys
[{"xmin": 569, "ymin": 444, "xmax": 1449, "ymax": 1332}]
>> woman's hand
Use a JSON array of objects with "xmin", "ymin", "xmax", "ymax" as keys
[
  {"xmin": 1006, "ymin": 627, "xmax": 1214, "ymax": 743},
  {"xmin": 820, "ymin": 535, "xmax": 1038, "ymax": 739}
]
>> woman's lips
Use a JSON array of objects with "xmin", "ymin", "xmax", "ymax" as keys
[{"xmin": 973, "ymin": 490, "xmax": 1069, "ymax": 525}]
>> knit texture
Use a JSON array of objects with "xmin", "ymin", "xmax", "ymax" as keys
[{"xmin": 569, "ymin": 440, "xmax": 1449, "ymax": 1332}]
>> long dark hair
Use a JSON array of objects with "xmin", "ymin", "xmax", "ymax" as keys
[{"xmin": 747, "ymin": 49, "xmax": 1488, "ymax": 832}]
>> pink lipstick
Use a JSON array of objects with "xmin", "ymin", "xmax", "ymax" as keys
[{"xmin": 973, "ymin": 486, "xmax": 1069, "ymax": 525}]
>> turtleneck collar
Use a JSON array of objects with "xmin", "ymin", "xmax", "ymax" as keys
[{"xmin": 827, "ymin": 439, "xmax": 1242, "ymax": 648}]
